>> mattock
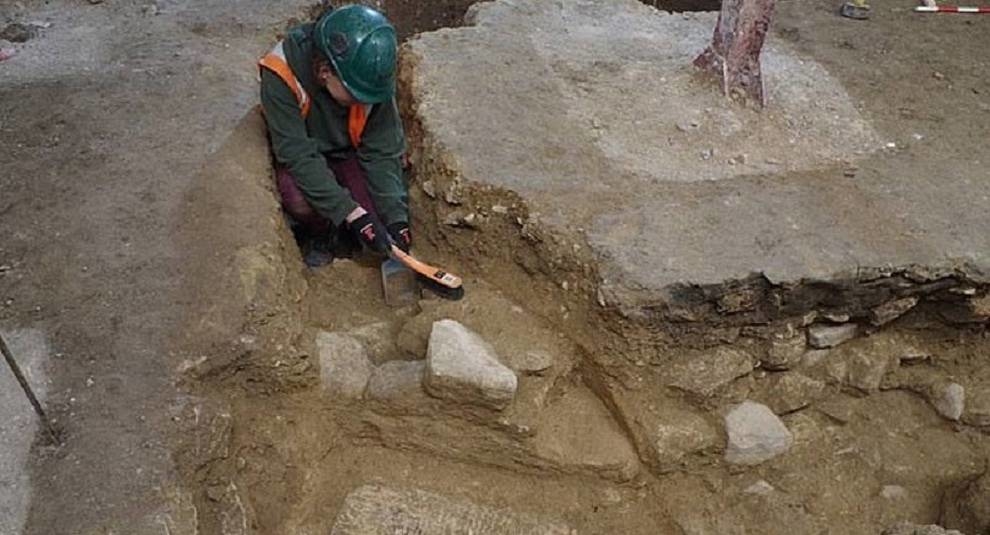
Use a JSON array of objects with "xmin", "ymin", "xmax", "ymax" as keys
[{"xmin": 693, "ymin": 0, "xmax": 777, "ymax": 108}]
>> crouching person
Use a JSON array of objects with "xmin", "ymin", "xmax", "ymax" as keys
[{"xmin": 259, "ymin": 4, "xmax": 410, "ymax": 267}]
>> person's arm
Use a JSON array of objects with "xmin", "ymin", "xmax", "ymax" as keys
[
  {"xmin": 260, "ymin": 68, "xmax": 358, "ymax": 225},
  {"xmin": 357, "ymin": 98, "xmax": 408, "ymax": 226}
]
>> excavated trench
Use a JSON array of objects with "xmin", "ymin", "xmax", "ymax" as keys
[{"xmin": 178, "ymin": 3, "xmax": 990, "ymax": 534}]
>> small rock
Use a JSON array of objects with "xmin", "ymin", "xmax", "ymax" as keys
[
  {"xmin": 931, "ymin": 382, "xmax": 965, "ymax": 421},
  {"xmin": 424, "ymin": 320, "xmax": 517, "ymax": 410},
  {"xmin": 881, "ymin": 485, "xmax": 907, "ymax": 500},
  {"xmin": 744, "ymin": 480, "xmax": 775, "ymax": 495},
  {"xmin": 807, "ymin": 323, "xmax": 858, "ymax": 349},
  {"xmin": 506, "ymin": 350, "xmax": 554, "ymax": 375},
  {"xmin": 366, "ymin": 360, "xmax": 425, "ymax": 402},
  {"xmin": 724, "ymin": 401, "xmax": 793, "ymax": 466},
  {"xmin": 667, "ymin": 347, "xmax": 754, "ymax": 397},
  {"xmin": 88, "ymin": 0, "xmax": 105, "ymax": 4},
  {"xmin": 933, "ymin": 71, "xmax": 946, "ymax": 80},
  {"xmin": 870, "ymin": 297, "xmax": 919, "ymax": 326},
  {"xmin": 763, "ymin": 372, "xmax": 825, "ymax": 414},
  {"xmin": 421, "ymin": 180, "xmax": 436, "ymax": 198},
  {"xmin": 700, "ymin": 148, "xmax": 715, "ymax": 161},
  {"xmin": 491, "ymin": 204, "xmax": 508, "ymax": 214},
  {"xmin": 728, "ymin": 153, "xmax": 747, "ymax": 165},
  {"xmin": 961, "ymin": 386, "xmax": 990, "ymax": 427},
  {"xmin": 317, "ymin": 331, "xmax": 373, "ymax": 399}
]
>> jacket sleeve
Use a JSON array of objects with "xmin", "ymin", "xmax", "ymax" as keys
[
  {"xmin": 260, "ymin": 68, "xmax": 358, "ymax": 226},
  {"xmin": 357, "ymin": 98, "xmax": 408, "ymax": 226}
]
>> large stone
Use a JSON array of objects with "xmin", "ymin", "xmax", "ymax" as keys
[
  {"xmin": 667, "ymin": 347, "xmax": 754, "ymax": 397},
  {"xmin": 366, "ymin": 361, "xmax": 426, "ymax": 402},
  {"xmin": 761, "ymin": 372, "xmax": 825, "ymax": 414},
  {"xmin": 317, "ymin": 331, "xmax": 373, "ymax": 399},
  {"xmin": 845, "ymin": 348, "xmax": 893, "ymax": 393},
  {"xmin": 807, "ymin": 324, "xmax": 858, "ymax": 349},
  {"xmin": 646, "ymin": 407, "xmax": 718, "ymax": 473},
  {"xmin": 424, "ymin": 320, "xmax": 517, "ymax": 410},
  {"xmin": 331, "ymin": 484, "xmax": 571, "ymax": 535},
  {"xmin": 724, "ymin": 401, "xmax": 793, "ymax": 465},
  {"xmin": 961, "ymin": 386, "xmax": 990, "ymax": 427}
]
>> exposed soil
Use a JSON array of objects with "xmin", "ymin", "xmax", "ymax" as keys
[
  {"xmin": 187, "ymin": 2, "xmax": 990, "ymax": 534},
  {"xmin": 2, "ymin": 0, "xmax": 988, "ymax": 534}
]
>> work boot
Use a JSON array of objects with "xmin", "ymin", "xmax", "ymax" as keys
[{"xmin": 302, "ymin": 232, "xmax": 334, "ymax": 268}]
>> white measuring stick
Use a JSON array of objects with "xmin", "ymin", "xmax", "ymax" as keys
[{"xmin": 914, "ymin": 4, "xmax": 990, "ymax": 11}]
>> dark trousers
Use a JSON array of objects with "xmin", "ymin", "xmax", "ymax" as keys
[{"xmin": 275, "ymin": 156, "xmax": 380, "ymax": 235}]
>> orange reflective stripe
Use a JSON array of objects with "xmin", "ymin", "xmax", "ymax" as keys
[
  {"xmin": 258, "ymin": 43, "xmax": 311, "ymax": 118},
  {"xmin": 348, "ymin": 104, "xmax": 370, "ymax": 148}
]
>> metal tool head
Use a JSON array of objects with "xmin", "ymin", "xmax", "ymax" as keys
[{"xmin": 381, "ymin": 258, "xmax": 420, "ymax": 307}]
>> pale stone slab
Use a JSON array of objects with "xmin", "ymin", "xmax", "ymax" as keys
[
  {"xmin": 424, "ymin": 320, "xmax": 517, "ymax": 410},
  {"xmin": 725, "ymin": 401, "xmax": 793, "ymax": 465}
]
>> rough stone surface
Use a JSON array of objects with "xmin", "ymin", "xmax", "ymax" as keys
[
  {"xmin": 870, "ymin": 297, "xmax": 919, "ymax": 326},
  {"xmin": 366, "ymin": 361, "xmax": 426, "ymax": 402},
  {"xmin": 844, "ymin": 348, "xmax": 893, "ymax": 393},
  {"xmin": 622, "ymin": 401, "xmax": 718, "ymax": 473},
  {"xmin": 424, "ymin": 320, "xmax": 517, "ymax": 410},
  {"xmin": 807, "ymin": 324, "xmax": 858, "ymax": 349},
  {"xmin": 507, "ymin": 350, "xmax": 554, "ymax": 375},
  {"xmin": 331, "ymin": 484, "xmax": 571, "ymax": 535},
  {"xmin": 931, "ymin": 382, "xmax": 965, "ymax": 421},
  {"xmin": 761, "ymin": 372, "xmax": 825, "ymax": 414},
  {"xmin": 397, "ymin": 0, "xmax": 990, "ymax": 320},
  {"xmin": 724, "ymin": 401, "xmax": 793, "ymax": 465},
  {"xmin": 883, "ymin": 522, "xmax": 963, "ymax": 535},
  {"xmin": 961, "ymin": 386, "xmax": 990, "ymax": 427},
  {"xmin": 317, "ymin": 331, "xmax": 373, "ymax": 399},
  {"xmin": 667, "ymin": 347, "xmax": 754, "ymax": 397},
  {"xmin": 763, "ymin": 335, "xmax": 806, "ymax": 370}
]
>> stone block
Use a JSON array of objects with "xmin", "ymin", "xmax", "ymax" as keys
[
  {"xmin": 317, "ymin": 331, "xmax": 372, "ymax": 399},
  {"xmin": 763, "ymin": 372, "xmax": 825, "ymax": 414},
  {"xmin": 807, "ymin": 324, "xmax": 858, "ymax": 349},
  {"xmin": 724, "ymin": 401, "xmax": 793, "ymax": 465},
  {"xmin": 667, "ymin": 347, "xmax": 754, "ymax": 397},
  {"xmin": 424, "ymin": 320, "xmax": 517, "ymax": 410},
  {"xmin": 330, "ymin": 484, "xmax": 571, "ymax": 535},
  {"xmin": 366, "ymin": 361, "xmax": 426, "ymax": 402}
]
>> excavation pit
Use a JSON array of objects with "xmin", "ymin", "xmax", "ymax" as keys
[{"xmin": 179, "ymin": 1, "xmax": 990, "ymax": 533}]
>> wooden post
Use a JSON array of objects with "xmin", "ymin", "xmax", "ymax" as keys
[{"xmin": 693, "ymin": 0, "xmax": 776, "ymax": 107}]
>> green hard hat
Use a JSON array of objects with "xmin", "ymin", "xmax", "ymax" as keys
[{"xmin": 314, "ymin": 5, "xmax": 398, "ymax": 104}]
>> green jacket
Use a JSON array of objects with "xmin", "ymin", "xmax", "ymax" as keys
[{"xmin": 260, "ymin": 24, "xmax": 407, "ymax": 226}]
